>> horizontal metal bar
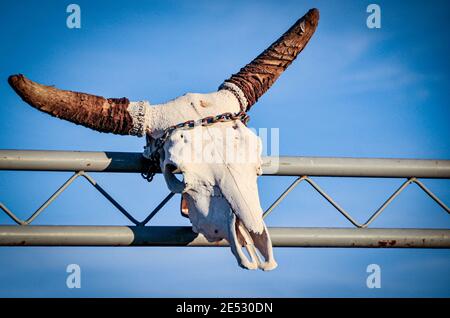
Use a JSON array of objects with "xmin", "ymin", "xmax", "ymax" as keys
[
  {"xmin": 271, "ymin": 156, "xmax": 450, "ymax": 178},
  {"xmin": 1, "ymin": 150, "xmax": 450, "ymax": 178},
  {"xmin": 0, "ymin": 150, "xmax": 148, "ymax": 173},
  {"xmin": 0, "ymin": 226, "xmax": 449, "ymax": 248}
]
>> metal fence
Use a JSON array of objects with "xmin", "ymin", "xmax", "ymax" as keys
[{"xmin": 0, "ymin": 150, "xmax": 449, "ymax": 248}]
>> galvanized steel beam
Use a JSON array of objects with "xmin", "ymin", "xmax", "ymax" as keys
[
  {"xmin": 1, "ymin": 150, "xmax": 450, "ymax": 178},
  {"xmin": 0, "ymin": 226, "xmax": 449, "ymax": 248}
]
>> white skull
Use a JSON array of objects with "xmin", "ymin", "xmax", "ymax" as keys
[{"xmin": 159, "ymin": 120, "xmax": 277, "ymax": 271}]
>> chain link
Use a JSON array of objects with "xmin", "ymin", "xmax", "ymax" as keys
[{"xmin": 141, "ymin": 110, "xmax": 249, "ymax": 182}]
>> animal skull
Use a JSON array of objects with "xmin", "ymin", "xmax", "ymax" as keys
[
  {"xmin": 7, "ymin": 9, "xmax": 319, "ymax": 270},
  {"xmin": 159, "ymin": 120, "xmax": 276, "ymax": 270}
]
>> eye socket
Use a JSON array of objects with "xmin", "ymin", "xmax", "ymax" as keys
[
  {"xmin": 162, "ymin": 162, "xmax": 185, "ymax": 193},
  {"xmin": 165, "ymin": 163, "xmax": 183, "ymax": 181},
  {"xmin": 165, "ymin": 163, "xmax": 178, "ymax": 173}
]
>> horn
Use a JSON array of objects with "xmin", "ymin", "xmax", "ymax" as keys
[
  {"xmin": 8, "ymin": 74, "xmax": 147, "ymax": 136},
  {"xmin": 220, "ymin": 8, "xmax": 320, "ymax": 110}
]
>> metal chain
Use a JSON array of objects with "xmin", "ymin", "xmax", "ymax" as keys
[{"xmin": 141, "ymin": 110, "xmax": 250, "ymax": 182}]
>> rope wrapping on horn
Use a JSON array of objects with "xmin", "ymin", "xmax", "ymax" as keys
[
  {"xmin": 127, "ymin": 101, "xmax": 150, "ymax": 136},
  {"xmin": 218, "ymin": 82, "xmax": 249, "ymax": 111}
]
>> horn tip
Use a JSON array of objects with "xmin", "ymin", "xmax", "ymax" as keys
[
  {"xmin": 307, "ymin": 8, "xmax": 320, "ymax": 24},
  {"xmin": 8, "ymin": 73, "xmax": 20, "ymax": 82},
  {"xmin": 8, "ymin": 74, "xmax": 27, "ymax": 90}
]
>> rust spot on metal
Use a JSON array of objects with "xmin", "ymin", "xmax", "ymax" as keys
[{"xmin": 378, "ymin": 240, "xmax": 397, "ymax": 247}]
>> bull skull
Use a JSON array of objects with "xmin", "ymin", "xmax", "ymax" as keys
[
  {"xmin": 8, "ymin": 9, "xmax": 319, "ymax": 270},
  {"xmin": 161, "ymin": 120, "xmax": 274, "ymax": 270}
]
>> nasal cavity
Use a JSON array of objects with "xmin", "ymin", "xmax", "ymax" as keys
[{"xmin": 180, "ymin": 193, "xmax": 190, "ymax": 218}]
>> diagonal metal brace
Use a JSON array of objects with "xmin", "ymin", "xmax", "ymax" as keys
[
  {"xmin": 0, "ymin": 171, "xmax": 174, "ymax": 226},
  {"xmin": 263, "ymin": 176, "xmax": 449, "ymax": 228}
]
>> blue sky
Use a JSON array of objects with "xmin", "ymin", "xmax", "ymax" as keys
[{"xmin": 0, "ymin": 0, "xmax": 449, "ymax": 297}]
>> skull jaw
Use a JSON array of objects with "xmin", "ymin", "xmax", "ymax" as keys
[
  {"xmin": 228, "ymin": 213, "xmax": 277, "ymax": 271},
  {"xmin": 182, "ymin": 192, "xmax": 277, "ymax": 271}
]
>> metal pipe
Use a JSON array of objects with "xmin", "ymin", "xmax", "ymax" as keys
[
  {"xmin": 1, "ymin": 150, "xmax": 449, "ymax": 178},
  {"xmin": 267, "ymin": 156, "xmax": 450, "ymax": 178},
  {"xmin": 0, "ymin": 226, "xmax": 449, "ymax": 248},
  {"xmin": 0, "ymin": 150, "xmax": 148, "ymax": 173}
]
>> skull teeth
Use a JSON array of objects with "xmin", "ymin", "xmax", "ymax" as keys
[{"xmin": 229, "ymin": 212, "xmax": 277, "ymax": 271}]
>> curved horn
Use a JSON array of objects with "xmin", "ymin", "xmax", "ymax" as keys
[
  {"xmin": 220, "ymin": 8, "xmax": 319, "ymax": 110},
  {"xmin": 8, "ymin": 74, "xmax": 147, "ymax": 136}
]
